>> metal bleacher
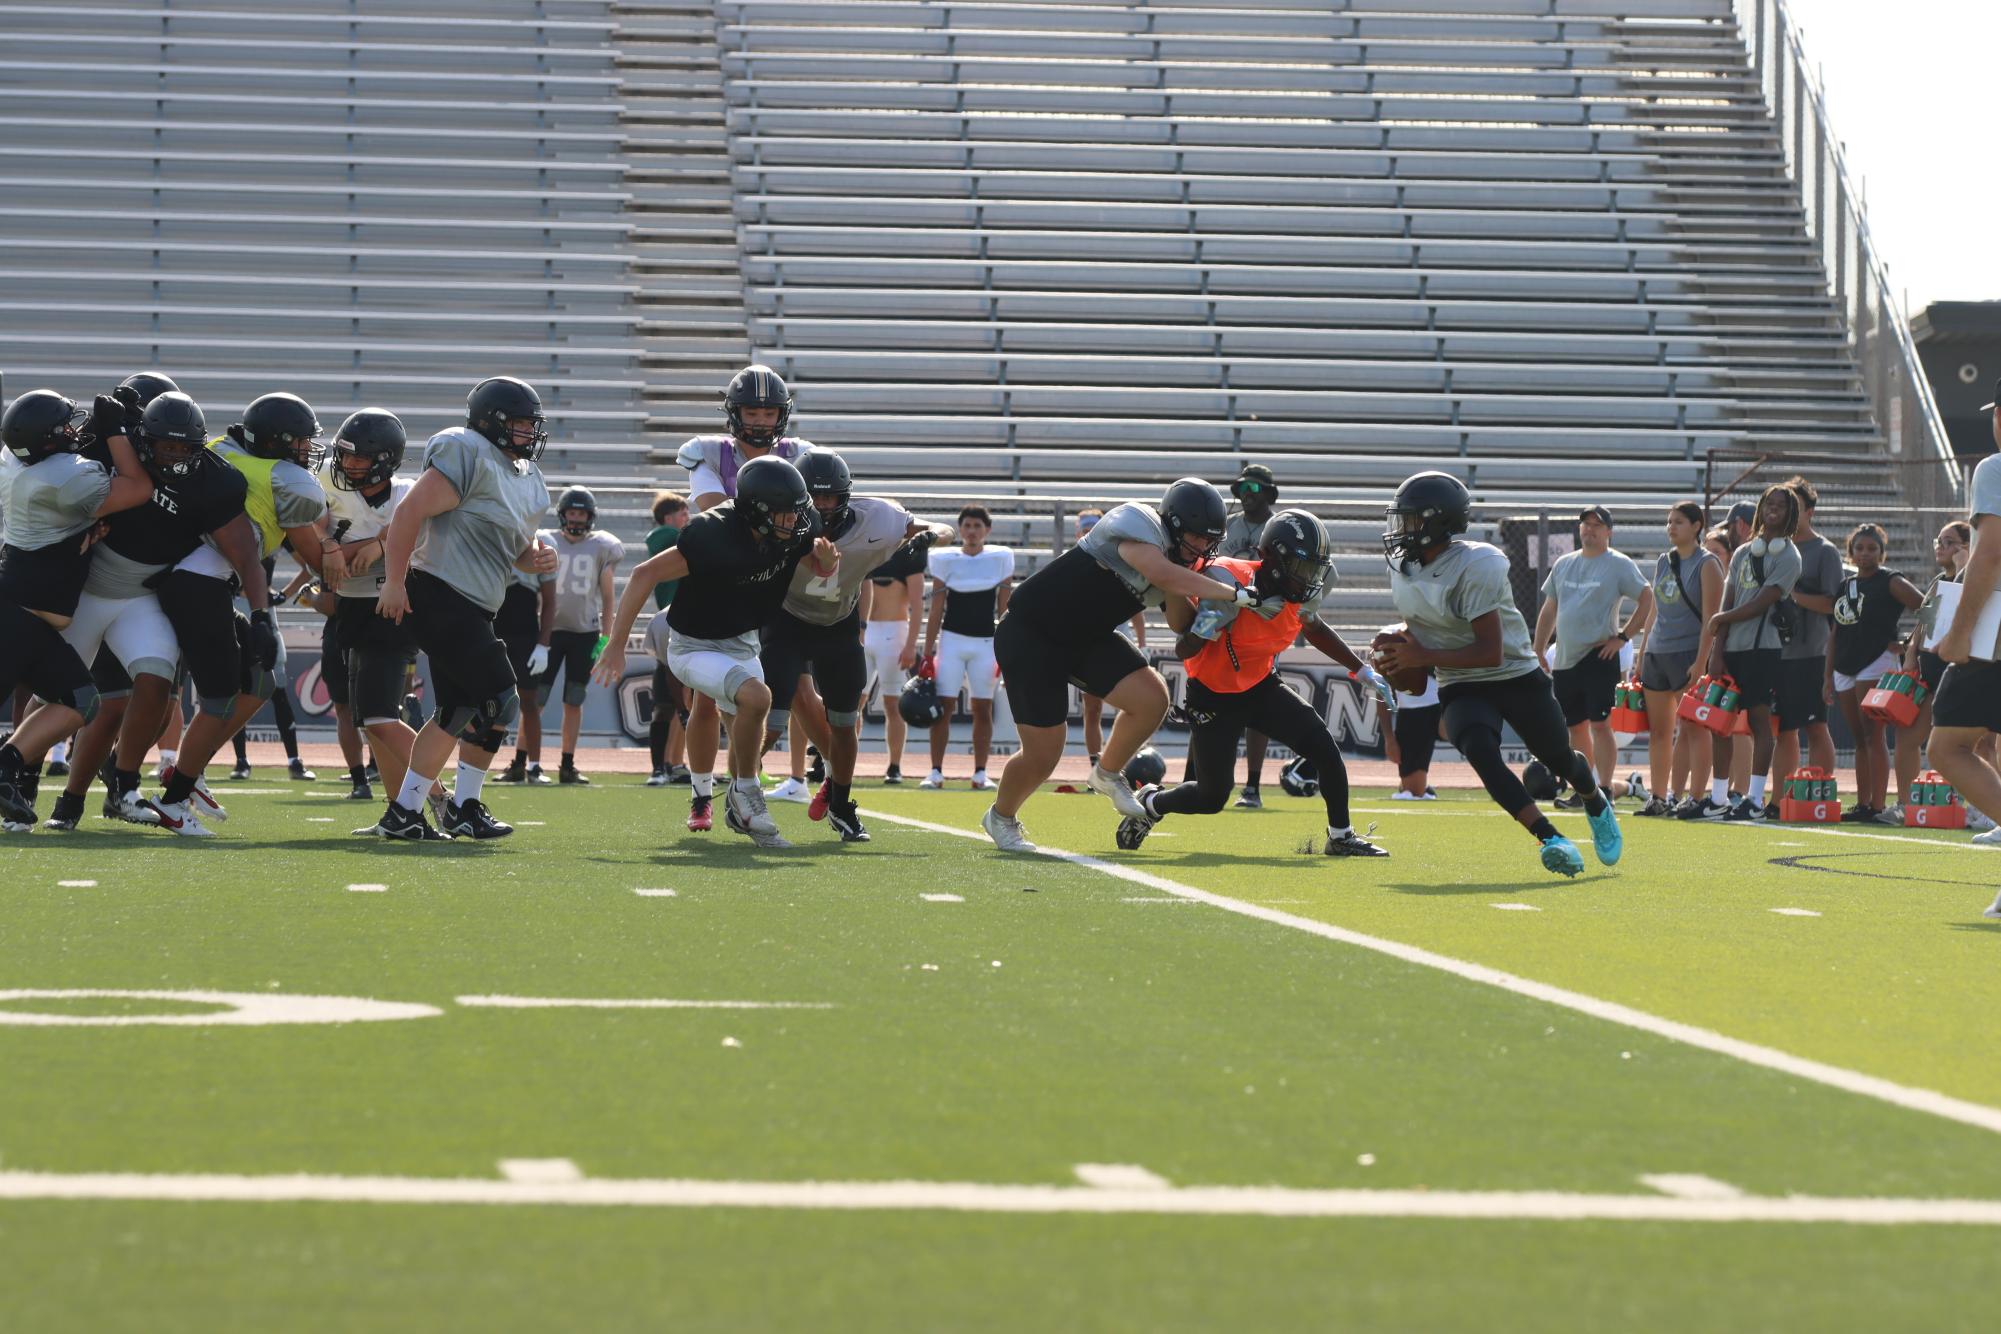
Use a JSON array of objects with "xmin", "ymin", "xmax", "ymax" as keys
[
  {"xmin": 0, "ymin": 0, "xmax": 652, "ymax": 540},
  {"xmin": 698, "ymin": 0, "xmax": 1932, "ymax": 631}
]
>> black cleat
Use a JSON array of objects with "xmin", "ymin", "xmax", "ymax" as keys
[
  {"xmin": 355, "ymin": 802, "xmax": 453, "ymax": 841},
  {"xmin": 1324, "ymin": 830, "xmax": 1390, "ymax": 858},
  {"xmin": 806, "ymin": 746, "xmax": 827, "ymax": 784},
  {"xmin": 1115, "ymin": 814, "xmax": 1154, "ymax": 851},
  {"xmin": 826, "ymin": 800, "xmax": 871, "ymax": 843},
  {"xmin": 882, "ymin": 764, "xmax": 903, "ymax": 786},
  {"xmin": 559, "ymin": 765, "xmax": 590, "ymax": 786},
  {"xmin": 46, "ymin": 759, "xmax": 69, "ymax": 778},
  {"xmin": 0, "ymin": 777, "xmax": 35, "ymax": 828},
  {"xmin": 43, "ymin": 791, "xmax": 86, "ymax": 831},
  {"xmin": 442, "ymin": 797, "xmax": 513, "ymax": 840},
  {"xmin": 347, "ymin": 779, "xmax": 375, "ymax": 802},
  {"xmin": 494, "ymin": 756, "xmax": 527, "ymax": 785}
]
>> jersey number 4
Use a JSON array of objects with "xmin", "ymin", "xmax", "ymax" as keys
[{"xmin": 802, "ymin": 569, "xmax": 843, "ymax": 602}]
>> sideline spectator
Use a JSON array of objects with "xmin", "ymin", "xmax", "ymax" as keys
[
  {"xmin": 1772, "ymin": 477, "xmax": 1840, "ymax": 793},
  {"xmin": 1638, "ymin": 501, "xmax": 1722, "ymax": 815},
  {"xmin": 1531, "ymin": 505, "xmax": 1651, "ymax": 803},
  {"xmin": 861, "ymin": 535, "xmax": 926, "ymax": 785},
  {"xmin": 1220, "ymin": 464, "xmax": 1279, "ymax": 807},
  {"xmin": 1726, "ymin": 500, "xmax": 1757, "ymax": 549},
  {"xmin": 1830, "ymin": 523, "xmax": 1922, "ymax": 823},
  {"xmin": 1074, "ymin": 509, "xmax": 1148, "ymax": 767},
  {"xmin": 1895, "ymin": 521, "xmax": 1972, "ymax": 815},
  {"xmin": 1701, "ymin": 522, "xmax": 1752, "ymax": 803},
  {"xmin": 921, "ymin": 505, "xmax": 1013, "ymax": 790},
  {"xmin": 1380, "ymin": 666, "xmax": 1441, "ymax": 800}
]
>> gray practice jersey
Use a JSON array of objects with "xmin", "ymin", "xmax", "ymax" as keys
[
  {"xmin": 781, "ymin": 495, "xmax": 912, "ymax": 625},
  {"xmin": 1722, "ymin": 539, "xmax": 1803, "ymax": 653},
  {"xmin": 411, "ymin": 427, "xmax": 548, "ymax": 614},
  {"xmin": 1541, "ymin": 548, "xmax": 1647, "ymax": 670},
  {"xmin": 1388, "ymin": 540, "xmax": 1537, "ymax": 685},
  {"xmin": 1648, "ymin": 547, "xmax": 1720, "ymax": 656},
  {"xmin": 1, "ymin": 452, "xmax": 109, "ymax": 550},
  {"xmin": 1079, "ymin": 501, "xmax": 1175, "ymax": 609},
  {"xmin": 538, "ymin": 527, "xmax": 624, "ymax": 634}
]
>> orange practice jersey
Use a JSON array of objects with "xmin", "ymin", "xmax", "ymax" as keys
[{"xmin": 1182, "ymin": 557, "xmax": 1303, "ymax": 693}]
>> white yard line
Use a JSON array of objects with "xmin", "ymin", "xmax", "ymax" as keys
[
  {"xmin": 1489, "ymin": 903, "xmax": 1540, "ymax": 912},
  {"xmin": 1640, "ymin": 1174, "xmax": 1746, "ymax": 1201},
  {"xmin": 860, "ymin": 808, "xmax": 2001, "ymax": 1139},
  {"xmin": 346, "ymin": 883, "xmax": 387, "ymax": 894},
  {"xmin": 1771, "ymin": 908, "xmax": 1822, "ymax": 918},
  {"xmin": 498, "ymin": 1159, "xmax": 583, "ymax": 1184},
  {"xmin": 632, "ymin": 888, "xmax": 677, "ymax": 898},
  {"xmin": 921, "ymin": 893, "xmax": 964, "ymax": 903},
  {"xmin": 56, "ymin": 880, "xmax": 96, "ymax": 888},
  {"xmin": 455, "ymin": 996, "xmax": 834, "ymax": 1011},
  {"xmin": 4, "ymin": 1169, "xmax": 2001, "ymax": 1224},
  {"xmin": 1074, "ymin": 1164, "xmax": 1171, "ymax": 1191}
]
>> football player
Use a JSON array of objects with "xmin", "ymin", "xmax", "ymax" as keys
[
  {"xmin": 50, "ymin": 389, "xmax": 261, "ymax": 835},
  {"xmin": 986, "ymin": 478, "xmax": 1254, "ymax": 852},
  {"xmin": 533, "ymin": 485, "xmax": 623, "ymax": 785},
  {"xmin": 861, "ymin": 535, "xmax": 926, "ymax": 784},
  {"xmin": 595, "ymin": 456, "xmax": 833, "ymax": 848},
  {"xmin": 1114, "ymin": 510, "xmax": 1388, "ymax": 859},
  {"xmin": 1376, "ymin": 471, "xmax": 1620, "ymax": 877},
  {"xmin": 143, "ymin": 392, "xmax": 330, "ymax": 834},
  {"xmin": 760, "ymin": 451, "xmax": 950, "ymax": 841},
  {"xmin": 368, "ymin": 377, "xmax": 557, "ymax": 841},
  {"xmin": 0, "ymin": 390, "xmax": 154, "ymax": 828},
  {"xmin": 918, "ymin": 505, "xmax": 1013, "ymax": 791}
]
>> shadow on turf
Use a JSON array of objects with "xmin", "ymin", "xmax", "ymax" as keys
[{"xmin": 1382, "ymin": 877, "xmax": 1609, "ymax": 895}]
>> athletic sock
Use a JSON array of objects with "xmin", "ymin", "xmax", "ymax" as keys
[
  {"xmin": 394, "ymin": 769, "xmax": 431, "ymax": 813},
  {"xmin": 114, "ymin": 768, "xmax": 140, "ymax": 796},
  {"xmin": 561, "ymin": 751, "xmax": 575, "ymax": 769},
  {"xmin": 512, "ymin": 749, "xmax": 527, "ymax": 767},
  {"xmin": 1749, "ymin": 775, "xmax": 1767, "ymax": 805},
  {"xmin": 648, "ymin": 719, "xmax": 667, "ymax": 769},
  {"xmin": 159, "ymin": 749, "xmax": 176, "ymax": 767},
  {"xmin": 1141, "ymin": 788, "xmax": 1159, "ymax": 820},
  {"xmin": 1529, "ymin": 816, "xmax": 1560, "ymax": 843},
  {"xmin": 1327, "ymin": 825, "xmax": 1352, "ymax": 841},
  {"xmin": 455, "ymin": 762, "xmax": 486, "ymax": 806},
  {"xmin": 1711, "ymin": 777, "xmax": 1730, "ymax": 805},
  {"xmin": 691, "ymin": 773, "xmax": 714, "ymax": 798},
  {"xmin": 162, "ymin": 767, "xmax": 196, "ymax": 805},
  {"xmin": 733, "ymin": 777, "xmax": 760, "ymax": 795},
  {"xmin": 349, "ymin": 765, "xmax": 367, "ymax": 786},
  {"xmin": 829, "ymin": 780, "xmax": 851, "ymax": 807}
]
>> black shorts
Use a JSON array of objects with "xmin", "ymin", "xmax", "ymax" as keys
[
  {"xmin": 1917, "ymin": 650, "xmax": 1947, "ymax": 695},
  {"xmin": 1775, "ymin": 654, "xmax": 1829, "ymax": 731},
  {"xmin": 995, "ymin": 611, "xmax": 1149, "ymax": 730},
  {"xmin": 156, "ymin": 570, "xmax": 249, "ymax": 703},
  {"xmin": 1551, "ymin": 652, "xmax": 1621, "ymax": 727},
  {"xmin": 0, "ymin": 603, "xmax": 95, "ymax": 712},
  {"xmin": 1933, "ymin": 658, "xmax": 2001, "ymax": 733},
  {"xmin": 1393, "ymin": 702, "xmax": 1443, "ymax": 777},
  {"xmin": 406, "ymin": 568, "xmax": 517, "ymax": 730},
  {"xmin": 334, "ymin": 596, "xmax": 418, "ymax": 725},
  {"xmin": 537, "ymin": 629, "xmax": 598, "ymax": 706},
  {"xmin": 650, "ymin": 662, "xmax": 685, "ymax": 724},
  {"xmin": 321, "ymin": 613, "xmax": 348, "ymax": 707},
  {"xmin": 760, "ymin": 607, "xmax": 868, "ymax": 720},
  {"xmin": 1438, "ymin": 668, "xmax": 1572, "ymax": 765},
  {"xmin": 495, "ymin": 581, "xmax": 542, "ymax": 685},
  {"xmin": 1721, "ymin": 647, "xmax": 1782, "ymax": 712}
]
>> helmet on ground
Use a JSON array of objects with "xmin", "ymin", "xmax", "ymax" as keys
[
  {"xmin": 723, "ymin": 364, "xmax": 793, "ymax": 447},
  {"xmin": 1160, "ymin": 477, "xmax": 1228, "ymax": 567},
  {"xmin": 1279, "ymin": 754, "xmax": 1319, "ymax": 799},
  {"xmin": 467, "ymin": 376, "xmax": 547, "ymax": 461},
  {"xmin": 556, "ymin": 485, "xmax": 598, "ymax": 537},
  {"xmin": 1, "ymin": 389, "xmax": 84, "ymax": 463},
  {"xmin": 328, "ymin": 408, "xmax": 407, "ymax": 492},
  {"xmin": 1123, "ymin": 747, "xmax": 1167, "ymax": 788},
  {"xmin": 1382, "ymin": 471, "xmax": 1471, "ymax": 571}
]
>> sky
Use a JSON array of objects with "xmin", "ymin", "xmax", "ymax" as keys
[{"xmin": 1777, "ymin": 0, "xmax": 1997, "ymax": 314}]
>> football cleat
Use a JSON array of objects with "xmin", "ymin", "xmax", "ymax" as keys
[
  {"xmin": 288, "ymin": 759, "xmax": 316, "ymax": 781},
  {"xmin": 969, "ymin": 772, "xmax": 994, "ymax": 792},
  {"xmin": 725, "ymin": 801, "xmax": 792, "ymax": 849},
  {"xmin": 0, "ymin": 777, "xmax": 35, "ymax": 828},
  {"xmin": 882, "ymin": 764, "xmax": 904, "ymax": 786},
  {"xmin": 229, "ymin": 762, "xmax": 252, "ymax": 781},
  {"xmin": 665, "ymin": 764, "xmax": 692, "ymax": 785},
  {"xmin": 1087, "ymin": 764, "xmax": 1147, "ymax": 820},
  {"xmin": 495, "ymin": 757, "xmax": 527, "ymax": 784},
  {"xmin": 525, "ymin": 764, "xmax": 552, "ymax": 786},
  {"xmin": 918, "ymin": 771, "xmax": 945, "ymax": 790},
  {"xmin": 46, "ymin": 759, "xmax": 69, "ymax": 778},
  {"xmin": 188, "ymin": 778, "xmax": 228, "ymax": 823},
  {"xmin": 1233, "ymin": 785, "xmax": 1262, "ymax": 810},
  {"xmin": 1539, "ymin": 834, "xmax": 1584, "ymax": 878},
  {"xmin": 1325, "ymin": 830, "xmax": 1389, "ymax": 858},
  {"xmin": 1985, "ymin": 891, "xmax": 2001, "ymax": 920},
  {"xmin": 1114, "ymin": 813, "xmax": 1153, "ymax": 852},
  {"xmin": 354, "ymin": 802, "xmax": 453, "ymax": 841},
  {"xmin": 109, "ymin": 788, "xmax": 161, "ymax": 826},
  {"xmin": 149, "ymin": 799, "xmax": 217, "ymax": 838},
  {"xmin": 1723, "ymin": 797, "xmax": 1766, "ymax": 823},
  {"xmin": 559, "ymin": 765, "xmax": 589, "ymax": 786},
  {"xmin": 1676, "ymin": 797, "xmax": 1731, "ymax": 821},
  {"xmin": 645, "ymin": 768, "xmax": 670, "ymax": 787},
  {"xmin": 442, "ymin": 797, "xmax": 513, "ymax": 840},
  {"xmin": 43, "ymin": 792, "xmax": 85, "ymax": 831},
  {"xmin": 982, "ymin": 804, "xmax": 1036, "ymax": 853},
  {"xmin": 426, "ymin": 787, "xmax": 450, "ymax": 832},
  {"xmin": 687, "ymin": 794, "xmax": 713, "ymax": 832},
  {"xmin": 826, "ymin": 800, "xmax": 870, "ymax": 843},
  {"xmin": 808, "ymin": 780, "xmax": 832, "ymax": 822},
  {"xmin": 725, "ymin": 783, "xmax": 781, "ymax": 836},
  {"xmin": 1585, "ymin": 798, "xmax": 1622, "ymax": 866},
  {"xmin": 347, "ymin": 779, "xmax": 375, "ymax": 802}
]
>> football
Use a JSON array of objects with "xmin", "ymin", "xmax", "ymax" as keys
[{"xmin": 1370, "ymin": 625, "xmax": 1432, "ymax": 695}]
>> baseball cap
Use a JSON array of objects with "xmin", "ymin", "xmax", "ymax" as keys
[
  {"xmin": 1231, "ymin": 463, "xmax": 1277, "ymax": 497},
  {"xmin": 1577, "ymin": 505, "xmax": 1613, "ymax": 528},
  {"xmin": 1727, "ymin": 500, "xmax": 1757, "ymax": 527}
]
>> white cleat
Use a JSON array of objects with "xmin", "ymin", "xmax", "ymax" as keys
[
  {"xmin": 188, "ymin": 777, "xmax": 228, "ymax": 823},
  {"xmin": 1087, "ymin": 764, "xmax": 1147, "ymax": 820},
  {"xmin": 726, "ymin": 783, "xmax": 782, "ymax": 837},
  {"xmin": 969, "ymin": 771, "xmax": 993, "ymax": 791},
  {"xmin": 148, "ymin": 798, "xmax": 216, "ymax": 838},
  {"xmin": 918, "ymin": 770, "xmax": 946, "ymax": 790},
  {"xmin": 982, "ymin": 804, "xmax": 1037, "ymax": 853},
  {"xmin": 1970, "ymin": 807, "xmax": 1999, "ymax": 834},
  {"xmin": 1986, "ymin": 890, "xmax": 2001, "ymax": 920},
  {"xmin": 766, "ymin": 776, "xmax": 810, "ymax": 804},
  {"xmin": 1973, "ymin": 825, "xmax": 2001, "ymax": 847}
]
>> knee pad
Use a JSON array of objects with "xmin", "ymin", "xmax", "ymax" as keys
[
  {"xmin": 197, "ymin": 692, "xmax": 237, "ymax": 719},
  {"xmin": 562, "ymin": 681, "xmax": 589, "ymax": 708},
  {"xmin": 827, "ymin": 707, "xmax": 859, "ymax": 728},
  {"xmin": 437, "ymin": 701, "xmax": 479, "ymax": 737},
  {"xmin": 467, "ymin": 726, "xmax": 507, "ymax": 753},
  {"xmin": 70, "ymin": 684, "xmax": 101, "ymax": 725},
  {"xmin": 766, "ymin": 708, "xmax": 790, "ymax": 736},
  {"xmin": 489, "ymin": 686, "xmax": 522, "ymax": 731}
]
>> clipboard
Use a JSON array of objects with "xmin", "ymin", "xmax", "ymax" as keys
[{"xmin": 1923, "ymin": 581, "xmax": 2001, "ymax": 662}]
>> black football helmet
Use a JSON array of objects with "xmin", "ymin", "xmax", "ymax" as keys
[
  {"xmin": 734, "ymin": 455, "xmax": 814, "ymax": 545},
  {"xmin": 796, "ymin": 450, "xmax": 853, "ymax": 537},
  {"xmin": 723, "ymin": 364, "xmax": 792, "ymax": 448},
  {"xmin": 117, "ymin": 371, "xmax": 180, "ymax": 410},
  {"xmin": 467, "ymin": 376, "xmax": 547, "ymax": 461},
  {"xmin": 1382, "ymin": 471, "xmax": 1471, "ymax": 571},
  {"xmin": 1160, "ymin": 477, "xmax": 1228, "ymax": 567},
  {"xmin": 1, "ymin": 389, "xmax": 84, "ymax": 463},
  {"xmin": 329, "ymin": 408, "xmax": 406, "ymax": 492},
  {"xmin": 1256, "ymin": 509, "xmax": 1334, "ymax": 604},
  {"xmin": 556, "ymin": 485, "xmax": 598, "ymax": 537},
  {"xmin": 233, "ymin": 392, "xmax": 322, "ymax": 470},
  {"xmin": 136, "ymin": 392, "xmax": 209, "ymax": 477}
]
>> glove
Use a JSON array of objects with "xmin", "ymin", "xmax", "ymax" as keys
[
  {"xmin": 1356, "ymin": 663, "xmax": 1397, "ymax": 713},
  {"xmin": 1189, "ymin": 603, "xmax": 1234, "ymax": 641},
  {"xmin": 87, "ymin": 394, "xmax": 129, "ymax": 445},
  {"xmin": 247, "ymin": 610, "xmax": 280, "ymax": 671},
  {"xmin": 527, "ymin": 644, "xmax": 551, "ymax": 676},
  {"xmin": 591, "ymin": 634, "xmax": 610, "ymax": 664},
  {"xmin": 1231, "ymin": 584, "xmax": 1264, "ymax": 611}
]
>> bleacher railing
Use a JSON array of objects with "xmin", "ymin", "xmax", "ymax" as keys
[{"xmin": 1737, "ymin": 0, "xmax": 1962, "ymax": 513}]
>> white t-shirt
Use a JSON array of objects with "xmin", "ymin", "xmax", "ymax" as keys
[{"xmin": 927, "ymin": 546, "xmax": 1015, "ymax": 592}]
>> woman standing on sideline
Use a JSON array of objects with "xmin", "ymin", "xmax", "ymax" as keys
[
  {"xmin": 1826, "ymin": 524, "xmax": 1921, "ymax": 822},
  {"xmin": 1637, "ymin": 502, "xmax": 1721, "ymax": 815},
  {"xmin": 1894, "ymin": 521, "xmax": 1972, "ymax": 817}
]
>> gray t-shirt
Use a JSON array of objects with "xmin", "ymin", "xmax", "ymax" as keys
[
  {"xmin": 782, "ymin": 495, "xmax": 911, "ymax": 625},
  {"xmin": 1388, "ymin": 539, "xmax": 1537, "ymax": 685},
  {"xmin": 2, "ymin": 452, "xmax": 110, "ymax": 550},
  {"xmin": 1647, "ymin": 547, "xmax": 1720, "ymax": 656},
  {"xmin": 1079, "ymin": 501, "xmax": 1174, "ymax": 608},
  {"xmin": 539, "ymin": 527, "xmax": 624, "ymax": 634},
  {"xmin": 1722, "ymin": 539, "xmax": 1803, "ymax": 653},
  {"xmin": 411, "ymin": 427, "xmax": 549, "ymax": 614},
  {"xmin": 1541, "ymin": 548, "xmax": 1647, "ymax": 670},
  {"xmin": 1973, "ymin": 451, "xmax": 2001, "ymax": 525},
  {"xmin": 1220, "ymin": 508, "xmax": 1267, "ymax": 561},
  {"xmin": 1781, "ymin": 533, "xmax": 1843, "ymax": 660}
]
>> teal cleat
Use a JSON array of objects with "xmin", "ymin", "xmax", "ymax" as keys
[
  {"xmin": 1540, "ymin": 834, "xmax": 1584, "ymax": 878},
  {"xmin": 1584, "ymin": 797, "xmax": 1623, "ymax": 867}
]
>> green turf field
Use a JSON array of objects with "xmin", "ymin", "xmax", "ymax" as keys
[{"xmin": 2, "ymin": 778, "xmax": 1999, "ymax": 1332}]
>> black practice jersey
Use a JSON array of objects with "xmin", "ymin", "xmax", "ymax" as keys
[
  {"xmin": 869, "ymin": 541, "xmax": 927, "ymax": 587},
  {"xmin": 665, "ymin": 501, "xmax": 812, "ymax": 641},
  {"xmin": 86, "ymin": 445, "xmax": 248, "ymax": 588}
]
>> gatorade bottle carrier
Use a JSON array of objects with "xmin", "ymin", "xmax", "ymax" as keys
[
  {"xmin": 1778, "ymin": 767, "xmax": 1842, "ymax": 823},
  {"xmin": 1677, "ymin": 674, "xmax": 1744, "ymax": 737},
  {"xmin": 1608, "ymin": 678, "xmax": 1648, "ymax": 735},
  {"xmin": 1861, "ymin": 671, "xmax": 1927, "ymax": 729},
  {"xmin": 1905, "ymin": 769, "xmax": 1967, "ymax": 829}
]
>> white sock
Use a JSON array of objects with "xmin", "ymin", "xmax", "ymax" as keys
[
  {"xmin": 1327, "ymin": 825, "xmax": 1351, "ymax": 841},
  {"xmin": 1711, "ymin": 777, "xmax": 1729, "ymax": 805},
  {"xmin": 691, "ymin": 773, "xmax": 714, "ymax": 798},
  {"xmin": 1749, "ymin": 775, "xmax": 1767, "ymax": 805},
  {"xmin": 394, "ymin": 769, "xmax": 432, "ymax": 813},
  {"xmin": 527, "ymin": 760, "xmax": 542, "ymax": 773},
  {"xmin": 50, "ymin": 742, "xmax": 66, "ymax": 763},
  {"xmin": 733, "ymin": 776, "xmax": 760, "ymax": 795},
  {"xmin": 455, "ymin": 762, "xmax": 486, "ymax": 805},
  {"xmin": 160, "ymin": 749, "xmax": 176, "ymax": 765}
]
